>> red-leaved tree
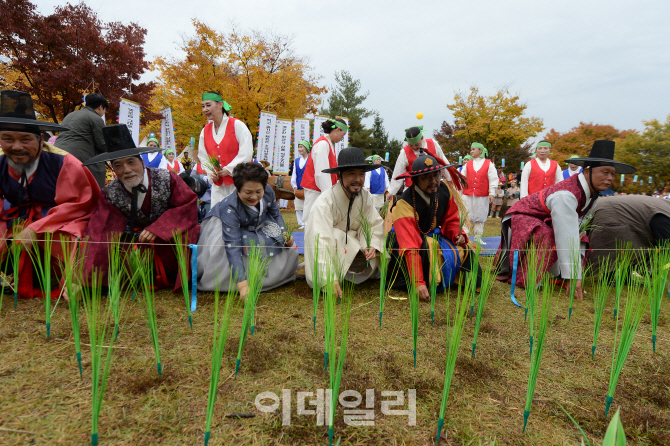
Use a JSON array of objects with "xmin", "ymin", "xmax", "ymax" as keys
[{"xmin": 0, "ymin": 0, "xmax": 158, "ymax": 124}]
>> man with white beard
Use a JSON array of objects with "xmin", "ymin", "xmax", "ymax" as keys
[{"xmin": 82, "ymin": 124, "xmax": 200, "ymax": 290}]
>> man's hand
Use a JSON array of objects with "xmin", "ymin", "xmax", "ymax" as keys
[
  {"xmin": 489, "ymin": 195, "xmax": 494, "ymax": 204},
  {"xmin": 385, "ymin": 192, "xmax": 393, "ymax": 201},
  {"xmin": 137, "ymin": 230, "xmax": 157, "ymax": 244},
  {"xmin": 455, "ymin": 234, "xmax": 466, "ymax": 246},
  {"xmin": 335, "ymin": 281, "xmax": 342, "ymax": 299},
  {"xmin": 417, "ymin": 284, "xmax": 430, "ymax": 302},
  {"xmin": 567, "ymin": 279, "xmax": 584, "ymax": 301},
  {"xmin": 363, "ymin": 247, "xmax": 377, "ymax": 261},
  {"xmin": 18, "ymin": 227, "xmax": 36, "ymax": 251},
  {"xmin": 237, "ymin": 280, "xmax": 249, "ymax": 301}
]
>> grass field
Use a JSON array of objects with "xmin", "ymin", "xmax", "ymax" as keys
[{"xmin": 0, "ymin": 215, "xmax": 668, "ymax": 445}]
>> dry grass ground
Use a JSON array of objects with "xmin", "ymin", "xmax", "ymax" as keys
[{"xmin": 0, "ymin": 216, "xmax": 668, "ymax": 445}]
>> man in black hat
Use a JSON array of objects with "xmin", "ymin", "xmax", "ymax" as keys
[
  {"xmin": 81, "ymin": 124, "xmax": 200, "ymax": 290},
  {"xmin": 390, "ymin": 149, "xmax": 480, "ymax": 301},
  {"xmin": 304, "ymin": 147, "xmax": 384, "ymax": 297},
  {"xmin": 0, "ymin": 90, "xmax": 100, "ymax": 299},
  {"xmin": 496, "ymin": 140, "xmax": 636, "ymax": 300}
]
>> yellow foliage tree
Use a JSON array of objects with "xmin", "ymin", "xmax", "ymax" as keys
[
  {"xmin": 447, "ymin": 86, "xmax": 545, "ymax": 169},
  {"xmin": 149, "ymin": 20, "xmax": 326, "ymax": 151}
]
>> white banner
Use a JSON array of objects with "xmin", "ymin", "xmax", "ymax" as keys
[
  {"xmin": 313, "ymin": 115, "xmax": 328, "ymax": 143},
  {"xmin": 273, "ymin": 119, "xmax": 292, "ymax": 175},
  {"xmin": 294, "ymin": 118, "xmax": 310, "ymax": 159},
  {"xmin": 257, "ymin": 111, "xmax": 277, "ymax": 165},
  {"xmin": 160, "ymin": 108, "xmax": 175, "ymax": 152},
  {"xmin": 335, "ymin": 116, "xmax": 349, "ymax": 156},
  {"xmin": 119, "ymin": 99, "xmax": 141, "ymax": 146}
]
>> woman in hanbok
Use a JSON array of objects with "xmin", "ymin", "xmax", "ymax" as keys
[
  {"xmin": 291, "ymin": 140, "xmax": 311, "ymax": 229},
  {"xmin": 196, "ymin": 162, "xmax": 299, "ymax": 298}
]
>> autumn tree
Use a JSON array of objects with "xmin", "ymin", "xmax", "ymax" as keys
[
  {"xmin": 433, "ymin": 120, "xmax": 471, "ymax": 162},
  {"xmin": 446, "ymin": 86, "xmax": 544, "ymax": 170},
  {"xmin": 151, "ymin": 20, "xmax": 326, "ymax": 149},
  {"xmin": 543, "ymin": 122, "xmax": 636, "ymax": 163},
  {"xmin": 320, "ymin": 70, "xmax": 375, "ymax": 150},
  {"xmin": 0, "ymin": 0, "xmax": 156, "ymax": 124}
]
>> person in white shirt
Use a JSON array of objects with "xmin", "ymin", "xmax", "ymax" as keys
[
  {"xmin": 364, "ymin": 155, "xmax": 390, "ymax": 211},
  {"xmin": 520, "ymin": 141, "xmax": 562, "ymax": 198},
  {"xmin": 141, "ymin": 137, "xmax": 168, "ymax": 170},
  {"xmin": 197, "ymin": 91, "xmax": 253, "ymax": 206},
  {"xmin": 460, "ymin": 142, "xmax": 498, "ymax": 244},
  {"xmin": 291, "ymin": 140, "xmax": 311, "ymax": 229}
]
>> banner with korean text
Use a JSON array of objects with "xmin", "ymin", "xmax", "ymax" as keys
[
  {"xmin": 293, "ymin": 118, "xmax": 310, "ymax": 159},
  {"xmin": 119, "ymin": 99, "xmax": 141, "ymax": 146},
  {"xmin": 160, "ymin": 108, "xmax": 175, "ymax": 152},
  {"xmin": 335, "ymin": 116, "xmax": 349, "ymax": 156},
  {"xmin": 257, "ymin": 111, "xmax": 277, "ymax": 164},
  {"xmin": 313, "ymin": 115, "xmax": 328, "ymax": 143},
  {"xmin": 273, "ymin": 119, "xmax": 292, "ymax": 175}
]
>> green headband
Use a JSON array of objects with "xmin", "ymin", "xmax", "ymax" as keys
[
  {"xmin": 147, "ymin": 137, "xmax": 160, "ymax": 147},
  {"xmin": 471, "ymin": 142, "xmax": 488, "ymax": 157},
  {"xmin": 371, "ymin": 155, "xmax": 382, "ymax": 162},
  {"xmin": 299, "ymin": 140, "xmax": 312, "ymax": 152},
  {"xmin": 404, "ymin": 125, "xmax": 424, "ymax": 144},
  {"xmin": 164, "ymin": 149, "xmax": 175, "ymax": 156},
  {"xmin": 536, "ymin": 141, "xmax": 552, "ymax": 148},
  {"xmin": 328, "ymin": 118, "xmax": 348, "ymax": 133},
  {"xmin": 463, "ymin": 155, "xmax": 474, "ymax": 161},
  {"xmin": 201, "ymin": 93, "xmax": 232, "ymax": 112},
  {"xmin": 566, "ymin": 155, "xmax": 580, "ymax": 165}
]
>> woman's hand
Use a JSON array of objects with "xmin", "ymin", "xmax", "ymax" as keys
[
  {"xmin": 217, "ymin": 168, "xmax": 231, "ymax": 177},
  {"xmin": 209, "ymin": 171, "xmax": 219, "ymax": 182},
  {"xmin": 284, "ymin": 234, "xmax": 294, "ymax": 247},
  {"xmin": 237, "ymin": 280, "xmax": 249, "ymax": 301}
]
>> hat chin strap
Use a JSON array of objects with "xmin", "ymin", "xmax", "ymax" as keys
[{"xmin": 587, "ymin": 168, "xmax": 601, "ymax": 198}]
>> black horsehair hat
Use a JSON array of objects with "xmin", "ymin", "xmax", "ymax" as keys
[
  {"xmin": 563, "ymin": 140, "xmax": 636, "ymax": 174},
  {"xmin": 83, "ymin": 124, "xmax": 163, "ymax": 166},
  {"xmin": 0, "ymin": 90, "xmax": 67, "ymax": 132},
  {"xmin": 322, "ymin": 147, "xmax": 379, "ymax": 174},
  {"xmin": 394, "ymin": 148, "xmax": 459, "ymax": 180}
]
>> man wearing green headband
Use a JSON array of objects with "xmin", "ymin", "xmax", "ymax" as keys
[
  {"xmin": 364, "ymin": 155, "xmax": 390, "ymax": 211},
  {"xmin": 520, "ymin": 140, "xmax": 562, "ymax": 198},
  {"xmin": 461, "ymin": 142, "xmax": 498, "ymax": 244},
  {"xmin": 291, "ymin": 140, "xmax": 311, "ymax": 228},
  {"xmin": 198, "ymin": 90, "xmax": 253, "ymax": 206},
  {"xmin": 388, "ymin": 126, "xmax": 451, "ymax": 197},
  {"xmin": 562, "ymin": 155, "xmax": 582, "ymax": 180}
]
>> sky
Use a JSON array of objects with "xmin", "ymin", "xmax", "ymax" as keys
[{"xmin": 33, "ymin": 0, "xmax": 670, "ymax": 143}]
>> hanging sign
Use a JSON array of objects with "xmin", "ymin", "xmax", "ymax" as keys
[
  {"xmin": 313, "ymin": 115, "xmax": 329, "ymax": 143},
  {"xmin": 257, "ymin": 111, "xmax": 277, "ymax": 165},
  {"xmin": 334, "ymin": 116, "xmax": 349, "ymax": 156},
  {"xmin": 273, "ymin": 119, "xmax": 292, "ymax": 175},
  {"xmin": 119, "ymin": 99, "xmax": 141, "ymax": 146},
  {"xmin": 160, "ymin": 108, "xmax": 175, "ymax": 152},
  {"xmin": 294, "ymin": 118, "xmax": 310, "ymax": 159}
]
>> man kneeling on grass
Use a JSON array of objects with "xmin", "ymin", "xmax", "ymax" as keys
[
  {"xmin": 304, "ymin": 147, "xmax": 384, "ymax": 298},
  {"xmin": 389, "ymin": 149, "xmax": 482, "ymax": 300}
]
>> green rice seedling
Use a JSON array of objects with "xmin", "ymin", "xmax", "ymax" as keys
[
  {"xmin": 592, "ymin": 257, "xmax": 613, "ymax": 359},
  {"xmin": 60, "ymin": 237, "xmax": 85, "ymax": 376},
  {"xmin": 605, "ymin": 275, "xmax": 649, "ymax": 417},
  {"xmin": 201, "ymin": 154, "xmax": 222, "ymax": 173},
  {"xmin": 603, "ymin": 408, "xmax": 627, "ymax": 445},
  {"xmin": 644, "ymin": 242, "xmax": 670, "ymax": 352},
  {"xmin": 204, "ymin": 271, "xmax": 235, "ymax": 446},
  {"xmin": 399, "ymin": 254, "xmax": 420, "ymax": 367},
  {"xmin": 472, "ymin": 261, "xmax": 498, "ymax": 357},
  {"xmin": 557, "ymin": 404, "xmax": 591, "ymax": 446},
  {"xmin": 235, "ymin": 242, "xmax": 269, "ymax": 376},
  {"xmin": 80, "ymin": 268, "xmax": 117, "ymax": 446},
  {"xmin": 0, "ymin": 251, "xmax": 9, "ymax": 315},
  {"xmin": 107, "ymin": 234, "xmax": 128, "ymax": 340},
  {"xmin": 468, "ymin": 245, "xmax": 482, "ymax": 320},
  {"xmin": 138, "ymin": 250, "xmax": 162, "ymax": 376},
  {"xmin": 379, "ymin": 231, "xmax": 395, "ymax": 327},
  {"xmin": 323, "ymin": 265, "xmax": 335, "ymax": 372},
  {"xmin": 356, "ymin": 206, "xmax": 373, "ymax": 267},
  {"xmin": 524, "ymin": 242, "xmax": 544, "ymax": 356},
  {"xmin": 435, "ymin": 278, "xmax": 469, "ymax": 444},
  {"xmin": 311, "ymin": 234, "xmax": 321, "ymax": 331},
  {"xmin": 10, "ymin": 223, "xmax": 23, "ymax": 308},
  {"xmin": 567, "ymin": 240, "xmax": 581, "ymax": 320},
  {"xmin": 325, "ymin": 273, "xmax": 353, "ymax": 446},
  {"xmin": 523, "ymin": 273, "xmax": 555, "ymax": 432},
  {"xmin": 29, "ymin": 232, "xmax": 54, "ymax": 339},
  {"xmin": 613, "ymin": 244, "xmax": 634, "ymax": 320},
  {"xmin": 379, "ymin": 199, "xmax": 390, "ymax": 220},
  {"xmin": 283, "ymin": 222, "xmax": 298, "ymax": 246},
  {"xmin": 429, "ymin": 235, "xmax": 441, "ymax": 325},
  {"xmin": 172, "ymin": 230, "xmax": 194, "ymax": 330}
]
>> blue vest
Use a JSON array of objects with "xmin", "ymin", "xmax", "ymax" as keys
[
  {"xmin": 1, "ymin": 151, "xmax": 64, "ymax": 224},
  {"xmin": 369, "ymin": 167, "xmax": 386, "ymax": 194},
  {"xmin": 562, "ymin": 167, "xmax": 582, "ymax": 179},
  {"xmin": 295, "ymin": 158, "xmax": 307, "ymax": 189},
  {"xmin": 142, "ymin": 152, "xmax": 163, "ymax": 168}
]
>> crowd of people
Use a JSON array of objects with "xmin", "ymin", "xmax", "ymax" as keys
[{"xmin": 2, "ymin": 88, "xmax": 669, "ymax": 305}]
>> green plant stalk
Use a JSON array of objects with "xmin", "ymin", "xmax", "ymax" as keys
[
  {"xmin": 81, "ymin": 269, "xmax": 117, "ymax": 446},
  {"xmin": 568, "ymin": 241, "xmax": 580, "ymax": 320},
  {"xmin": 379, "ymin": 232, "xmax": 394, "ymax": 327},
  {"xmin": 523, "ymin": 273, "xmax": 555, "ymax": 432},
  {"xmin": 524, "ymin": 243, "xmax": 543, "ymax": 356},
  {"xmin": 606, "ymin": 275, "xmax": 648, "ymax": 417},
  {"xmin": 312, "ymin": 234, "xmax": 321, "ymax": 331},
  {"xmin": 436, "ymin": 278, "xmax": 469, "ymax": 444},
  {"xmin": 323, "ymin": 265, "xmax": 336, "ymax": 372},
  {"xmin": 29, "ymin": 232, "xmax": 53, "ymax": 339},
  {"xmin": 400, "ymin": 254, "xmax": 420, "ymax": 367},
  {"xmin": 235, "ymin": 242, "xmax": 269, "ymax": 376},
  {"xmin": 429, "ymin": 235, "xmax": 441, "ymax": 325},
  {"xmin": 357, "ymin": 206, "xmax": 373, "ymax": 268},
  {"xmin": 11, "ymin": 223, "xmax": 22, "ymax": 308},
  {"xmin": 613, "ymin": 244, "xmax": 633, "ymax": 320},
  {"xmin": 204, "ymin": 271, "xmax": 235, "ymax": 446},
  {"xmin": 326, "ymin": 275, "xmax": 352, "ymax": 446},
  {"xmin": 60, "ymin": 237, "xmax": 84, "ymax": 376},
  {"xmin": 645, "ymin": 243, "xmax": 670, "ymax": 352},
  {"xmin": 592, "ymin": 257, "xmax": 613, "ymax": 360},
  {"xmin": 602, "ymin": 408, "xmax": 627, "ymax": 445},
  {"xmin": 468, "ymin": 245, "xmax": 481, "ymax": 320},
  {"xmin": 107, "ymin": 234, "xmax": 127, "ymax": 340},
  {"xmin": 557, "ymin": 404, "xmax": 592, "ymax": 446},
  {"xmin": 201, "ymin": 155, "xmax": 222, "ymax": 173},
  {"xmin": 472, "ymin": 261, "xmax": 498, "ymax": 357},
  {"xmin": 138, "ymin": 250, "xmax": 162, "ymax": 376},
  {"xmin": 172, "ymin": 230, "xmax": 194, "ymax": 330}
]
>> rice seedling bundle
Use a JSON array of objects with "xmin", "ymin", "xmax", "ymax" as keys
[
  {"xmin": 428, "ymin": 234, "xmax": 441, "ymax": 325},
  {"xmin": 472, "ymin": 261, "xmax": 498, "ymax": 358},
  {"xmin": 81, "ymin": 269, "xmax": 117, "ymax": 446},
  {"xmin": 378, "ymin": 231, "xmax": 395, "ymax": 327},
  {"xmin": 613, "ymin": 244, "xmax": 634, "ymax": 320},
  {"xmin": 605, "ymin": 275, "xmax": 648, "ymax": 417},
  {"xmin": 592, "ymin": 257, "xmax": 613, "ymax": 359},
  {"xmin": 204, "ymin": 271, "xmax": 235, "ymax": 446},
  {"xmin": 136, "ymin": 249, "xmax": 162, "ymax": 376},
  {"xmin": 107, "ymin": 234, "xmax": 128, "ymax": 340},
  {"xmin": 172, "ymin": 230, "xmax": 194, "ymax": 330},
  {"xmin": 60, "ymin": 237, "xmax": 85, "ymax": 376},
  {"xmin": 523, "ymin": 273, "xmax": 555, "ymax": 432},
  {"xmin": 524, "ymin": 243, "xmax": 544, "ymax": 356},
  {"xmin": 399, "ymin": 255, "xmax": 420, "ymax": 367},
  {"xmin": 468, "ymin": 245, "xmax": 482, "ymax": 320},
  {"xmin": 602, "ymin": 408, "xmax": 627, "ymax": 445},
  {"xmin": 235, "ymin": 242, "xmax": 269, "ymax": 376},
  {"xmin": 568, "ymin": 241, "xmax": 581, "ymax": 320},
  {"xmin": 201, "ymin": 154, "xmax": 222, "ymax": 174},
  {"xmin": 644, "ymin": 242, "xmax": 670, "ymax": 352},
  {"xmin": 435, "ymin": 279, "xmax": 469, "ymax": 444},
  {"xmin": 357, "ymin": 206, "xmax": 373, "ymax": 267},
  {"xmin": 10, "ymin": 223, "xmax": 22, "ymax": 308},
  {"xmin": 311, "ymin": 234, "xmax": 321, "ymax": 331},
  {"xmin": 28, "ymin": 232, "xmax": 54, "ymax": 339}
]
